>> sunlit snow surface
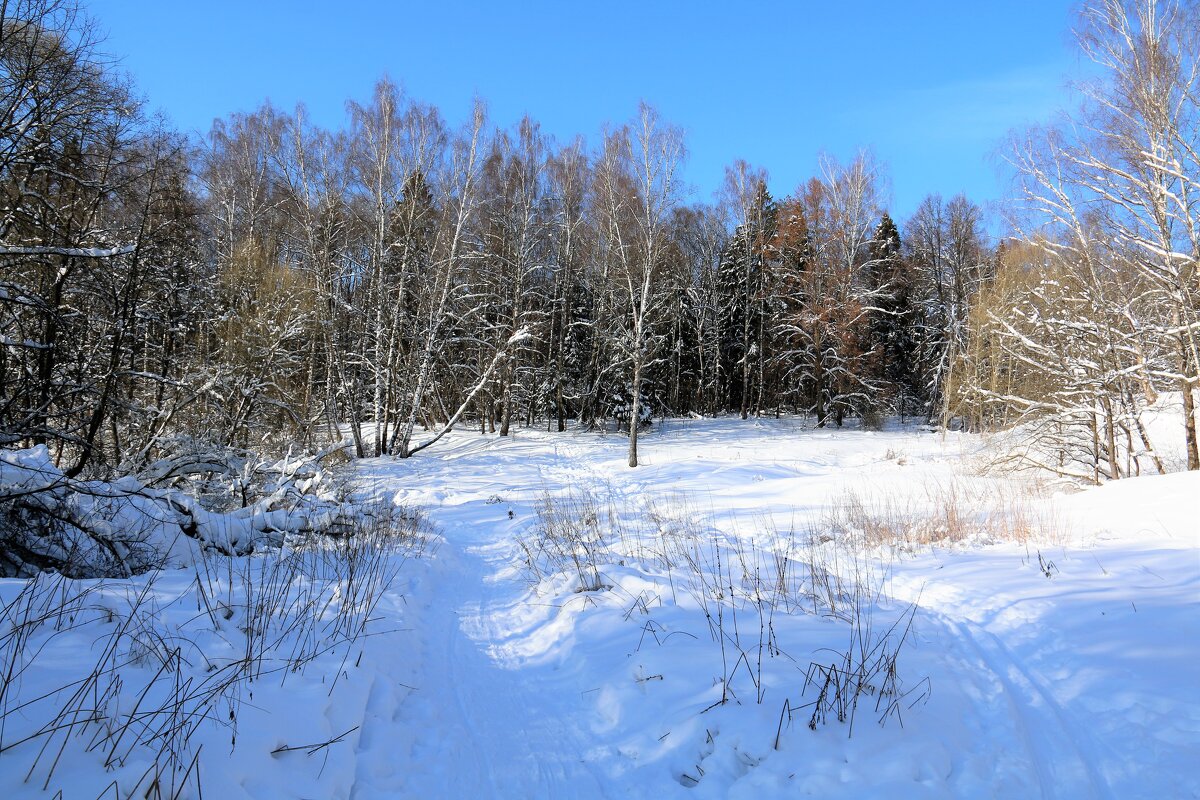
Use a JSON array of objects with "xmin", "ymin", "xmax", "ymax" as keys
[
  {"xmin": 3, "ymin": 418, "xmax": 1197, "ymax": 798},
  {"xmin": 353, "ymin": 418, "xmax": 1198, "ymax": 800}
]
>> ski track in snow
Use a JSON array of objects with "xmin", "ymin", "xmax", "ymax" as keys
[{"xmin": 933, "ymin": 612, "xmax": 1116, "ymax": 800}]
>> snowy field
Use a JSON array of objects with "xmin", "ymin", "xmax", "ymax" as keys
[{"xmin": 2, "ymin": 418, "xmax": 1198, "ymax": 798}]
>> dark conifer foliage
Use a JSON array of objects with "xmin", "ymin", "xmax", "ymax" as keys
[
  {"xmin": 866, "ymin": 213, "xmax": 924, "ymax": 416},
  {"xmin": 717, "ymin": 179, "xmax": 777, "ymax": 418}
]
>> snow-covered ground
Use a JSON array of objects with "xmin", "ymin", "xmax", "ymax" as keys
[
  {"xmin": 2, "ymin": 418, "xmax": 1197, "ymax": 798},
  {"xmin": 354, "ymin": 418, "xmax": 1198, "ymax": 799}
]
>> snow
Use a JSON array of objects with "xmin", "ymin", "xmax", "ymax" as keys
[
  {"xmin": 2, "ymin": 418, "xmax": 1197, "ymax": 798},
  {"xmin": 0, "ymin": 445, "xmax": 354, "ymax": 575},
  {"xmin": 1139, "ymin": 391, "xmax": 1199, "ymax": 472},
  {"xmin": 0, "ymin": 245, "xmax": 136, "ymax": 258}
]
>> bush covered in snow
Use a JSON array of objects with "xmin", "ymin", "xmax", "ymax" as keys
[
  {"xmin": 0, "ymin": 443, "xmax": 364, "ymax": 578},
  {"xmin": 608, "ymin": 387, "xmax": 654, "ymax": 433}
]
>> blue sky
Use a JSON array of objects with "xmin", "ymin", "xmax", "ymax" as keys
[{"xmin": 90, "ymin": 1, "xmax": 1088, "ymax": 224}]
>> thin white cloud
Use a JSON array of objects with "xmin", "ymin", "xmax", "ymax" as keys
[{"xmin": 858, "ymin": 62, "xmax": 1085, "ymax": 146}]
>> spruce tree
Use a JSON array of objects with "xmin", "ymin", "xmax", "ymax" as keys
[
  {"xmin": 866, "ymin": 213, "xmax": 923, "ymax": 416},
  {"xmin": 716, "ymin": 181, "xmax": 777, "ymax": 416}
]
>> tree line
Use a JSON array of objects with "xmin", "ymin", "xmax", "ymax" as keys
[{"xmin": 1, "ymin": 0, "xmax": 1195, "ymax": 478}]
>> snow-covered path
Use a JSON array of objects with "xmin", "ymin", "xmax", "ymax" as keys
[
  {"xmin": 349, "ymin": 537, "xmax": 607, "ymax": 798},
  {"xmin": 350, "ymin": 433, "xmax": 617, "ymax": 798},
  {"xmin": 345, "ymin": 419, "xmax": 1199, "ymax": 799}
]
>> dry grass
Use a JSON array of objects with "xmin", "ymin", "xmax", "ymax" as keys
[
  {"xmin": 523, "ymin": 489, "xmax": 930, "ymax": 737},
  {"xmin": 0, "ymin": 500, "xmax": 427, "ymax": 798},
  {"xmin": 517, "ymin": 491, "xmax": 624, "ymax": 592},
  {"xmin": 521, "ymin": 473, "xmax": 1069, "ymax": 747},
  {"xmin": 821, "ymin": 478, "xmax": 1068, "ymax": 551}
]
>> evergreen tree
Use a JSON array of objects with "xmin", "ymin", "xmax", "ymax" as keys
[
  {"xmin": 717, "ymin": 180, "xmax": 777, "ymax": 416},
  {"xmin": 866, "ymin": 213, "xmax": 923, "ymax": 416}
]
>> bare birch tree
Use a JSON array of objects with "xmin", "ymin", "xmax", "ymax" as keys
[{"xmin": 1008, "ymin": 0, "xmax": 1200, "ymax": 470}]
